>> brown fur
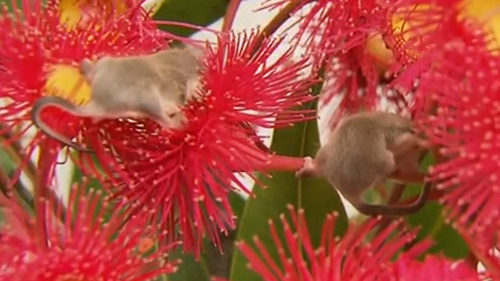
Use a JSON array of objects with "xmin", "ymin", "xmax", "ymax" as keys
[
  {"xmin": 32, "ymin": 46, "xmax": 204, "ymax": 151},
  {"xmin": 296, "ymin": 111, "xmax": 431, "ymax": 217}
]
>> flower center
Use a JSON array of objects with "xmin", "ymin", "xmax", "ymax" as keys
[
  {"xmin": 59, "ymin": 0, "xmax": 129, "ymax": 29},
  {"xmin": 391, "ymin": 4, "xmax": 435, "ymax": 61},
  {"xmin": 461, "ymin": 0, "xmax": 500, "ymax": 51},
  {"xmin": 392, "ymin": 0, "xmax": 500, "ymax": 56},
  {"xmin": 44, "ymin": 64, "xmax": 91, "ymax": 105},
  {"xmin": 365, "ymin": 32, "xmax": 395, "ymax": 75}
]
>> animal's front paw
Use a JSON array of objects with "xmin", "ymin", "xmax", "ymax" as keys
[{"xmin": 295, "ymin": 156, "xmax": 315, "ymax": 178}]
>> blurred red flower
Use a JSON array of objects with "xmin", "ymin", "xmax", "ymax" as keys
[
  {"xmin": 236, "ymin": 205, "xmax": 430, "ymax": 281},
  {"xmin": 381, "ymin": 0, "xmax": 500, "ymax": 247},
  {"xmin": 412, "ymin": 40, "xmax": 500, "ymax": 248},
  {"xmin": 386, "ymin": 255, "xmax": 482, "ymax": 280},
  {"xmin": 0, "ymin": 182, "xmax": 180, "ymax": 281},
  {"xmin": 261, "ymin": 0, "xmax": 403, "ymax": 127},
  {"xmin": 392, "ymin": 255, "xmax": 483, "ymax": 280},
  {"xmin": 385, "ymin": 0, "xmax": 500, "ymax": 119},
  {"xmin": 83, "ymin": 30, "xmax": 317, "ymax": 256}
]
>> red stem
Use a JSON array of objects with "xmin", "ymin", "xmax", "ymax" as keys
[
  {"xmin": 254, "ymin": 154, "xmax": 305, "ymax": 172},
  {"xmin": 34, "ymin": 144, "xmax": 55, "ymax": 250},
  {"xmin": 222, "ymin": 0, "xmax": 243, "ymax": 33}
]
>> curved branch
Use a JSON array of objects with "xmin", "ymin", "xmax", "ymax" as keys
[
  {"xmin": 222, "ymin": 0, "xmax": 243, "ymax": 32},
  {"xmin": 253, "ymin": 0, "xmax": 305, "ymax": 54}
]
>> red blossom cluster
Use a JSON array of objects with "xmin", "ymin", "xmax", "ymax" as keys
[
  {"xmin": 384, "ymin": 0, "xmax": 500, "ymax": 249},
  {"xmin": 262, "ymin": 0, "xmax": 402, "ymax": 127},
  {"xmin": 233, "ymin": 206, "xmax": 496, "ymax": 281},
  {"xmin": 0, "ymin": 182, "xmax": 180, "ymax": 281},
  {"xmin": 0, "ymin": 0, "xmax": 315, "ymax": 263},
  {"xmin": 3, "ymin": 0, "xmax": 500, "ymax": 279},
  {"xmin": 260, "ymin": 0, "xmax": 500, "ymax": 256},
  {"xmin": 80, "ymin": 30, "xmax": 316, "ymax": 255}
]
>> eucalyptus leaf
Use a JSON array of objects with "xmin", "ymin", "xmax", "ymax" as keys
[
  {"xmin": 1, "ymin": 0, "xmax": 23, "ymax": 11},
  {"xmin": 167, "ymin": 252, "xmax": 211, "ymax": 281},
  {"xmin": 169, "ymin": 192, "xmax": 246, "ymax": 280},
  {"xmin": 153, "ymin": 0, "xmax": 229, "ymax": 38}
]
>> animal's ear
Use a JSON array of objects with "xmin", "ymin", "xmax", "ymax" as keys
[{"xmin": 79, "ymin": 58, "xmax": 94, "ymax": 78}]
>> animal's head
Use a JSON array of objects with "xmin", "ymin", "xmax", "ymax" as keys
[{"xmin": 162, "ymin": 100, "xmax": 187, "ymax": 130}]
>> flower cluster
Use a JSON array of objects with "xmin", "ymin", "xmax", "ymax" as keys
[
  {"xmin": 0, "ymin": 0, "xmax": 316, "ymax": 259},
  {"xmin": 0, "ymin": 0, "xmax": 167, "ymax": 183},
  {"xmin": 236, "ymin": 206, "xmax": 484, "ymax": 281},
  {"xmin": 262, "ymin": 0, "xmax": 500, "ymax": 253},
  {"xmin": 0, "ymin": 183, "xmax": 180, "ymax": 281},
  {"xmin": 384, "ymin": 0, "xmax": 500, "ymax": 248},
  {"xmin": 80, "ymin": 30, "xmax": 316, "ymax": 255},
  {"xmin": 4, "ymin": 0, "xmax": 500, "ymax": 278},
  {"xmin": 262, "ymin": 0, "xmax": 403, "ymax": 127}
]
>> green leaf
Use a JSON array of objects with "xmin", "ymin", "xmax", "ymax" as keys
[
  {"xmin": 168, "ymin": 193, "xmax": 246, "ymax": 280},
  {"xmin": 0, "ymin": 142, "xmax": 34, "ymax": 212},
  {"xmin": 229, "ymin": 102, "xmax": 349, "ymax": 281},
  {"xmin": 403, "ymin": 153, "xmax": 469, "ymax": 259},
  {"xmin": 168, "ymin": 251, "xmax": 211, "ymax": 281},
  {"xmin": 153, "ymin": 0, "xmax": 229, "ymax": 38},
  {"xmin": 0, "ymin": 147, "xmax": 16, "ymax": 175},
  {"xmin": 1, "ymin": 0, "xmax": 22, "ymax": 11},
  {"xmin": 229, "ymin": 192, "xmax": 246, "ymax": 220}
]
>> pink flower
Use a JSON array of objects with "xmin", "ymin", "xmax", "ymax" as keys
[
  {"xmin": 0, "ymin": 182, "xmax": 180, "ymax": 281},
  {"xmin": 84, "ymin": 30, "xmax": 316, "ymax": 256},
  {"xmin": 236, "ymin": 205, "xmax": 429, "ymax": 281}
]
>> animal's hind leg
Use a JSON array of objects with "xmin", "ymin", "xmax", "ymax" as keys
[
  {"xmin": 380, "ymin": 149, "xmax": 397, "ymax": 175},
  {"xmin": 374, "ymin": 182, "xmax": 389, "ymax": 201},
  {"xmin": 373, "ymin": 150, "xmax": 397, "ymax": 200},
  {"xmin": 390, "ymin": 132, "xmax": 429, "ymax": 158},
  {"xmin": 390, "ymin": 133, "xmax": 427, "ymax": 184}
]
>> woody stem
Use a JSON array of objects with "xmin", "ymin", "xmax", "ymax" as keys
[
  {"xmin": 222, "ymin": 0, "xmax": 243, "ymax": 32},
  {"xmin": 34, "ymin": 146, "xmax": 55, "ymax": 249},
  {"xmin": 253, "ymin": 0, "xmax": 304, "ymax": 54}
]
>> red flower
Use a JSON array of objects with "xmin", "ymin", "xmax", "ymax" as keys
[
  {"xmin": 261, "ymin": 0, "xmax": 402, "ymax": 127},
  {"xmin": 383, "ymin": 0, "xmax": 500, "ymax": 246},
  {"xmin": 385, "ymin": 0, "xmax": 498, "ymax": 119},
  {"xmin": 236, "ymin": 205, "xmax": 429, "ymax": 281},
  {"xmin": 386, "ymin": 255, "xmax": 482, "ymax": 280},
  {"xmin": 410, "ymin": 40, "xmax": 500, "ymax": 248},
  {"xmin": 82, "ymin": 30, "xmax": 316, "ymax": 257},
  {"xmin": 0, "ymin": 0, "xmax": 166, "ymax": 185},
  {"xmin": 0, "ymin": 182, "xmax": 180, "ymax": 281}
]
